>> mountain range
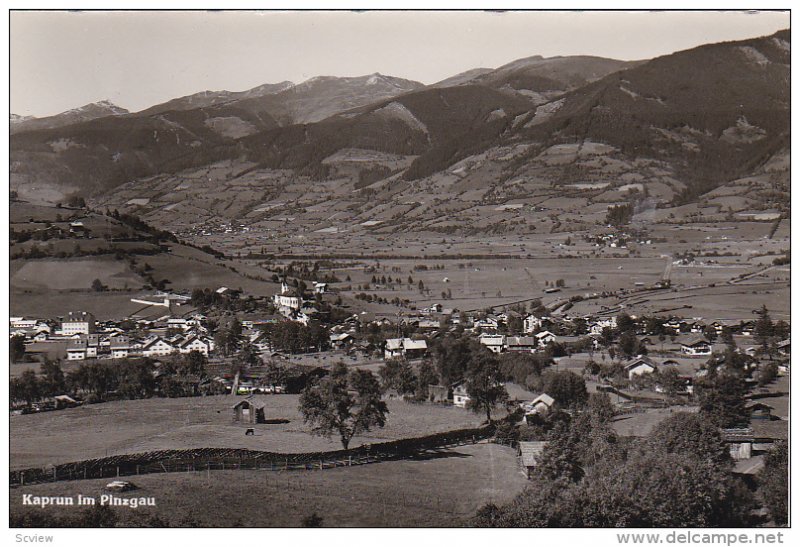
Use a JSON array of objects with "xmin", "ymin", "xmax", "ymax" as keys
[{"xmin": 10, "ymin": 30, "xmax": 790, "ymax": 236}]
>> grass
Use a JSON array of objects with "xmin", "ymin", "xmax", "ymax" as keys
[
  {"xmin": 11, "ymin": 395, "xmax": 485, "ymax": 469},
  {"xmin": 9, "ymin": 442, "xmax": 526, "ymax": 527},
  {"xmin": 11, "ymin": 258, "xmax": 143, "ymax": 291}
]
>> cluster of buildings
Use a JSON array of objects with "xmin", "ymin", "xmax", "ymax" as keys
[
  {"xmin": 271, "ymin": 279, "xmax": 328, "ymax": 325},
  {"xmin": 12, "ymin": 310, "xmax": 215, "ymax": 362}
]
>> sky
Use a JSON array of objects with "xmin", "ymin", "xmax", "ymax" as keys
[{"xmin": 10, "ymin": 10, "xmax": 790, "ymax": 117}]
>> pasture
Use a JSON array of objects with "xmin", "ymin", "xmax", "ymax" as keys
[
  {"xmin": 9, "ymin": 442, "xmax": 526, "ymax": 527},
  {"xmin": 11, "ymin": 258, "xmax": 143, "ymax": 291},
  {"xmin": 329, "ymin": 256, "xmax": 667, "ymax": 312},
  {"xmin": 10, "ymin": 395, "xmax": 485, "ymax": 470}
]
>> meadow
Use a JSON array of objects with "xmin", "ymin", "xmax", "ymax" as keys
[
  {"xmin": 10, "ymin": 395, "xmax": 485, "ymax": 470},
  {"xmin": 9, "ymin": 442, "xmax": 526, "ymax": 527}
]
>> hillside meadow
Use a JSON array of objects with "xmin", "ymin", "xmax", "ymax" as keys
[{"xmin": 11, "ymin": 395, "xmax": 485, "ymax": 470}]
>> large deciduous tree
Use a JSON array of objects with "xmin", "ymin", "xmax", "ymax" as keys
[
  {"xmin": 299, "ymin": 363, "xmax": 388, "ymax": 449},
  {"xmin": 465, "ymin": 352, "xmax": 508, "ymax": 423}
]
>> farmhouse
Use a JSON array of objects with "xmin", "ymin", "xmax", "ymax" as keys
[
  {"xmin": 66, "ymin": 339, "xmax": 88, "ymax": 361},
  {"xmin": 329, "ymin": 333, "xmax": 353, "ymax": 349},
  {"xmin": 61, "ymin": 311, "xmax": 97, "ymax": 336},
  {"xmin": 479, "ymin": 334, "xmax": 506, "ymax": 354},
  {"xmin": 110, "ymin": 337, "xmax": 131, "ymax": 359},
  {"xmin": 521, "ymin": 393, "xmax": 555, "ymax": 417},
  {"xmin": 624, "ymin": 356, "xmax": 658, "ymax": 380},
  {"xmin": 384, "ymin": 338, "xmax": 428, "ymax": 360},
  {"xmin": 177, "ymin": 335, "xmax": 212, "ymax": 355},
  {"xmin": 518, "ymin": 441, "xmax": 547, "ymax": 478},
  {"xmin": 141, "ymin": 336, "xmax": 176, "ymax": 357},
  {"xmin": 680, "ymin": 336, "xmax": 712, "ymax": 356},
  {"xmin": 506, "ymin": 336, "xmax": 536, "ymax": 353}
]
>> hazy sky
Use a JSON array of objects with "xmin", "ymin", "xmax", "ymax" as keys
[{"xmin": 10, "ymin": 10, "xmax": 790, "ymax": 117}]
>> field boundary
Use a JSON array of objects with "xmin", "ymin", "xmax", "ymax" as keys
[{"xmin": 10, "ymin": 425, "xmax": 495, "ymax": 487}]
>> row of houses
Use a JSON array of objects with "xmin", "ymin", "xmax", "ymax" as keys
[
  {"xmin": 478, "ymin": 332, "xmax": 558, "ymax": 354},
  {"xmin": 65, "ymin": 332, "xmax": 214, "ymax": 361}
]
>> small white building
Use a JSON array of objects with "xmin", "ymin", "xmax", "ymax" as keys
[
  {"xmin": 535, "ymin": 330, "xmax": 557, "ymax": 347},
  {"xmin": 66, "ymin": 339, "xmax": 88, "ymax": 361},
  {"xmin": 479, "ymin": 334, "xmax": 506, "ymax": 354},
  {"xmin": 624, "ymin": 356, "xmax": 657, "ymax": 380},
  {"xmin": 453, "ymin": 383, "xmax": 471, "ymax": 408},
  {"xmin": 110, "ymin": 337, "xmax": 131, "ymax": 359}
]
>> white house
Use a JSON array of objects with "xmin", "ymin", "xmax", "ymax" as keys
[
  {"xmin": 624, "ymin": 356, "xmax": 657, "ymax": 380},
  {"xmin": 453, "ymin": 383, "xmax": 471, "ymax": 408},
  {"xmin": 535, "ymin": 331, "xmax": 557, "ymax": 347},
  {"xmin": 523, "ymin": 315, "xmax": 545, "ymax": 334},
  {"xmin": 681, "ymin": 337, "xmax": 712, "ymax": 356},
  {"xmin": 142, "ymin": 337, "xmax": 176, "ymax": 357},
  {"xmin": 479, "ymin": 334, "xmax": 506, "ymax": 354},
  {"xmin": 110, "ymin": 337, "xmax": 131, "ymax": 359},
  {"xmin": 167, "ymin": 318, "xmax": 190, "ymax": 331},
  {"xmin": 178, "ymin": 336, "xmax": 212, "ymax": 356},
  {"xmin": 66, "ymin": 339, "xmax": 88, "ymax": 361},
  {"xmin": 10, "ymin": 317, "xmax": 38, "ymax": 329}
]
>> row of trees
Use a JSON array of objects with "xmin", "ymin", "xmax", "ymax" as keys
[{"xmin": 10, "ymin": 351, "xmax": 218, "ymax": 406}]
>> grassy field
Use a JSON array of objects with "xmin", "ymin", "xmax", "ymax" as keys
[
  {"xmin": 330, "ymin": 256, "xmax": 667, "ymax": 312},
  {"xmin": 9, "ymin": 442, "xmax": 527, "ymax": 527},
  {"xmin": 11, "ymin": 258, "xmax": 143, "ymax": 291},
  {"xmin": 11, "ymin": 395, "xmax": 485, "ymax": 470}
]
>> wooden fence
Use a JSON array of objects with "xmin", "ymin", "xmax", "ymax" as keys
[{"xmin": 11, "ymin": 425, "xmax": 495, "ymax": 487}]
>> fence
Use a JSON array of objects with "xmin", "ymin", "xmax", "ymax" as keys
[{"xmin": 10, "ymin": 424, "xmax": 495, "ymax": 487}]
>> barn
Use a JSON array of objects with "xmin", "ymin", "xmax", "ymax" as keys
[{"xmin": 232, "ymin": 398, "xmax": 266, "ymax": 424}]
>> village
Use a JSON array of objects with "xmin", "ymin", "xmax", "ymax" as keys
[{"xmin": 10, "ymin": 271, "xmax": 790, "ymax": 482}]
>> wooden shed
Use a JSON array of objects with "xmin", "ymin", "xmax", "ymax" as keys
[
  {"xmin": 518, "ymin": 441, "xmax": 547, "ymax": 479},
  {"xmin": 232, "ymin": 398, "xmax": 266, "ymax": 424}
]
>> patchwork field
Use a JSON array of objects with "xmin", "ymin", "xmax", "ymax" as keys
[
  {"xmin": 10, "ymin": 395, "xmax": 485, "ymax": 470},
  {"xmin": 9, "ymin": 442, "xmax": 526, "ymax": 527}
]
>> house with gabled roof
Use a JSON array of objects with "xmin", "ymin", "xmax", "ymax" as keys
[
  {"xmin": 624, "ymin": 355, "xmax": 658, "ymax": 379},
  {"xmin": 141, "ymin": 336, "xmax": 176, "ymax": 357},
  {"xmin": 521, "ymin": 393, "xmax": 555, "ymax": 417},
  {"xmin": 680, "ymin": 336, "xmax": 712, "ymax": 356}
]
